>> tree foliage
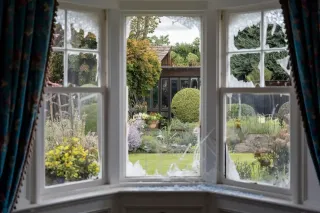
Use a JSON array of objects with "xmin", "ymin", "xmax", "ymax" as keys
[
  {"xmin": 129, "ymin": 16, "xmax": 161, "ymax": 40},
  {"xmin": 171, "ymin": 38, "xmax": 200, "ymax": 66},
  {"xmin": 231, "ymin": 23, "xmax": 289, "ymax": 82},
  {"xmin": 148, "ymin": 35, "xmax": 170, "ymax": 46},
  {"xmin": 126, "ymin": 39, "xmax": 162, "ymax": 105}
]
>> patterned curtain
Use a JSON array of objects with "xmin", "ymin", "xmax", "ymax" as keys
[
  {"xmin": 280, "ymin": 0, "xmax": 320, "ymax": 181},
  {"xmin": 0, "ymin": 0, "xmax": 57, "ymax": 212}
]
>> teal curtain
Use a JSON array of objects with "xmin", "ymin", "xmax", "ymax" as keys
[
  {"xmin": 280, "ymin": 0, "xmax": 320, "ymax": 181},
  {"xmin": 0, "ymin": 0, "xmax": 57, "ymax": 212}
]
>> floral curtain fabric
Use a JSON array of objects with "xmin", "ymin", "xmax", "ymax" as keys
[
  {"xmin": 0, "ymin": 0, "xmax": 57, "ymax": 212},
  {"xmin": 280, "ymin": 0, "xmax": 320, "ymax": 182}
]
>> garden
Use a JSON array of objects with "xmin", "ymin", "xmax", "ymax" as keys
[
  {"xmin": 45, "ymin": 13, "xmax": 290, "ymax": 187},
  {"xmin": 226, "ymin": 99, "xmax": 290, "ymax": 187}
]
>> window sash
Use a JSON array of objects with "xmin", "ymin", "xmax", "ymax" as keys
[
  {"xmin": 224, "ymin": 10, "xmax": 289, "ymax": 88},
  {"xmin": 219, "ymin": 87, "xmax": 299, "ymax": 195},
  {"xmin": 33, "ymin": 4, "xmax": 107, "ymax": 200},
  {"xmin": 120, "ymin": 12, "xmax": 207, "ymax": 182}
]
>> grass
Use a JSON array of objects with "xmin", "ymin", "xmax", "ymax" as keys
[{"xmin": 128, "ymin": 153, "xmax": 255, "ymax": 175}]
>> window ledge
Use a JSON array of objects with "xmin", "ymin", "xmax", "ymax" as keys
[{"xmin": 14, "ymin": 184, "xmax": 319, "ymax": 213}]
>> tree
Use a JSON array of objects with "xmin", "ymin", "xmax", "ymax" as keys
[
  {"xmin": 126, "ymin": 39, "xmax": 161, "ymax": 106},
  {"xmin": 186, "ymin": 53, "xmax": 199, "ymax": 66},
  {"xmin": 171, "ymin": 37, "xmax": 200, "ymax": 66},
  {"xmin": 129, "ymin": 16, "xmax": 161, "ymax": 40},
  {"xmin": 148, "ymin": 35, "xmax": 170, "ymax": 46},
  {"xmin": 231, "ymin": 23, "xmax": 289, "ymax": 82}
]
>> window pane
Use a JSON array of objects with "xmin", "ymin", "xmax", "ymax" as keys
[
  {"xmin": 180, "ymin": 79, "xmax": 189, "ymax": 89},
  {"xmin": 171, "ymin": 79, "xmax": 178, "ymax": 99},
  {"xmin": 53, "ymin": 10, "xmax": 65, "ymax": 47},
  {"xmin": 265, "ymin": 51, "xmax": 291, "ymax": 86},
  {"xmin": 67, "ymin": 11, "xmax": 99, "ymax": 50},
  {"xmin": 225, "ymin": 93, "xmax": 290, "ymax": 188},
  {"xmin": 44, "ymin": 93, "xmax": 101, "ymax": 186},
  {"xmin": 48, "ymin": 52, "xmax": 64, "ymax": 86},
  {"xmin": 161, "ymin": 79, "xmax": 169, "ymax": 110},
  {"xmin": 264, "ymin": 10, "xmax": 287, "ymax": 49},
  {"xmin": 126, "ymin": 15, "xmax": 201, "ymax": 177},
  {"xmin": 191, "ymin": 78, "xmax": 198, "ymax": 88},
  {"xmin": 229, "ymin": 53, "xmax": 260, "ymax": 87},
  {"xmin": 228, "ymin": 12, "xmax": 261, "ymax": 51},
  {"xmin": 68, "ymin": 52, "xmax": 98, "ymax": 87},
  {"xmin": 152, "ymin": 85, "xmax": 159, "ymax": 109}
]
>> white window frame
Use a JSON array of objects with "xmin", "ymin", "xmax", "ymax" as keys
[
  {"xmin": 116, "ymin": 10, "xmax": 217, "ymax": 183},
  {"xmin": 218, "ymin": 4, "xmax": 302, "ymax": 201},
  {"xmin": 29, "ymin": 3, "xmax": 108, "ymax": 202}
]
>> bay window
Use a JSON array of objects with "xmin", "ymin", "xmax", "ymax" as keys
[{"xmin": 16, "ymin": 2, "xmax": 307, "ymax": 211}]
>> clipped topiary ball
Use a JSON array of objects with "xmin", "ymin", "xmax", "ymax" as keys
[
  {"xmin": 171, "ymin": 88, "xmax": 200, "ymax": 123},
  {"xmin": 227, "ymin": 104, "xmax": 255, "ymax": 118}
]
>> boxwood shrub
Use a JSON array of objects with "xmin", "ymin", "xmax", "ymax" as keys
[{"xmin": 171, "ymin": 88, "xmax": 200, "ymax": 123}]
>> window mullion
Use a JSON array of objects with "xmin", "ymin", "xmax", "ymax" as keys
[
  {"xmin": 260, "ymin": 11, "xmax": 265, "ymax": 87},
  {"xmin": 64, "ymin": 10, "xmax": 68, "ymax": 87}
]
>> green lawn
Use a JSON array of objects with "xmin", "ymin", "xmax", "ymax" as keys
[{"xmin": 128, "ymin": 153, "xmax": 255, "ymax": 175}]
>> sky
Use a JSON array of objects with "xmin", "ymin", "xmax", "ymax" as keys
[{"xmin": 152, "ymin": 17, "xmax": 200, "ymax": 45}]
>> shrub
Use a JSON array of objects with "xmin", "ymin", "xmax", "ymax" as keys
[
  {"xmin": 129, "ymin": 102, "xmax": 147, "ymax": 117},
  {"xmin": 227, "ymin": 116, "xmax": 282, "ymax": 136},
  {"xmin": 171, "ymin": 88, "xmax": 200, "ymax": 123},
  {"xmin": 170, "ymin": 118, "xmax": 198, "ymax": 131},
  {"xmin": 235, "ymin": 161, "xmax": 254, "ymax": 180},
  {"xmin": 45, "ymin": 113, "xmax": 98, "ymax": 152},
  {"xmin": 128, "ymin": 121, "xmax": 142, "ymax": 152},
  {"xmin": 82, "ymin": 103, "xmax": 98, "ymax": 134},
  {"xmin": 45, "ymin": 137, "xmax": 99, "ymax": 182},
  {"xmin": 277, "ymin": 102, "xmax": 290, "ymax": 125},
  {"xmin": 227, "ymin": 104, "xmax": 255, "ymax": 118},
  {"xmin": 139, "ymin": 135, "xmax": 164, "ymax": 153}
]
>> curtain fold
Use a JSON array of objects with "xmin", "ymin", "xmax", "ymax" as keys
[
  {"xmin": 0, "ymin": 0, "xmax": 57, "ymax": 212},
  {"xmin": 280, "ymin": 0, "xmax": 320, "ymax": 181}
]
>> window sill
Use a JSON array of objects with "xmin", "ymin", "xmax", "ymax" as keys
[{"xmin": 15, "ymin": 183, "xmax": 319, "ymax": 213}]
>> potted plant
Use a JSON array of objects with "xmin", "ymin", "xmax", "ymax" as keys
[{"xmin": 147, "ymin": 113, "xmax": 162, "ymax": 129}]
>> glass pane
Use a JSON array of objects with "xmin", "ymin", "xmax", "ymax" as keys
[
  {"xmin": 53, "ymin": 10, "xmax": 65, "ymax": 47},
  {"xmin": 67, "ymin": 11, "xmax": 99, "ymax": 50},
  {"xmin": 171, "ymin": 79, "xmax": 178, "ymax": 99},
  {"xmin": 264, "ymin": 10, "xmax": 287, "ymax": 49},
  {"xmin": 225, "ymin": 93, "xmax": 290, "ymax": 188},
  {"xmin": 161, "ymin": 79, "xmax": 169, "ymax": 109},
  {"xmin": 44, "ymin": 93, "xmax": 101, "ymax": 186},
  {"xmin": 229, "ymin": 53, "xmax": 260, "ymax": 87},
  {"xmin": 146, "ymin": 91, "xmax": 151, "ymax": 109},
  {"xmin": 228, "ymin": 12, "xmax": 261, "ymax": 51},
  {"xmin": 180, "ymin": 79, "xmax": 189, "ymax": 89},
  {"xmin": 265, "ymin": 51, "xmax": 291, "ymax": 86},
  {"xmin": 48, "ymin": 52, "xmax": 64, "ymax": 86},
  {"xmin": 191, "ymin": 78, "xmax": 198, "ymax": 88},
  {"xmin": 126, "ymin": 15, "xmax": 201, "ymax": 178},
  {"xmin": 68, "ymin": 52, "xmax": 98, "ymax": 87},
  {"xmin": 152, "ymin": 85, "xmax": 159, "ymax": 109}
]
